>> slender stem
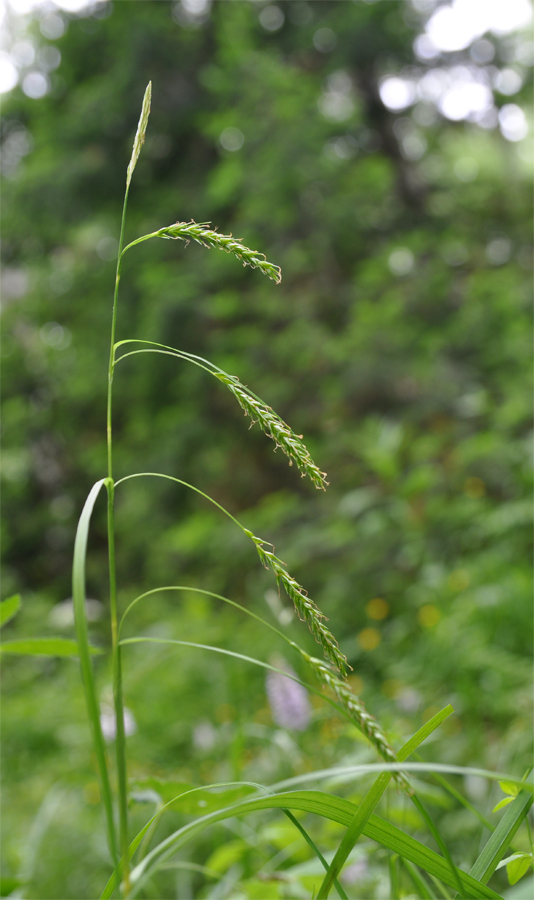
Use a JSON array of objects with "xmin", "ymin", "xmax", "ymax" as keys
[
  {"xmin": 106, "ymin": 185, "xmax": 131, "ymax": 894},
  {"xmin": 106, "ymin": 481, "xmax": 130, "ymax": 894},
  {"xmin": 107, "ymin": 186, "xmax": 130, "ymax": 480}
]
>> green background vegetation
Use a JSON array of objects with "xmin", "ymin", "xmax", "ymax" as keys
[{"xmin": 1, "ymin": 0, "xmax": 532, "ymax": 897}]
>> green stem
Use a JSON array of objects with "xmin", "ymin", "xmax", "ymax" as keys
[
  {"xmin": 106, "ymin": 481, "xmax": 130, "ymax": 895},
  {"xmin": 107, "ymin": 186, "xmax": 129, "ymax": 480},
  {"xmin": 106, "ymin": 186, "xmax": 131, "ymax": 894}
]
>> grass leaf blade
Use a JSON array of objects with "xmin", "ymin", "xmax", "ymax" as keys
[
  {"xmin": 73, "ymin": 479, "xmax": 118, "ymax": 867},
  {"xmin": 122, "ymin": 789, "xmax": 502, "ymax": 900},
  {"xmin": 282, "ymin": 809, "xmax": 348, "ymax": 900},
  {"xmin": 316, "ymin": 705, "xmax": 454, "ymax": 898},
  {"xmin": 468, "ymin": 788, "xmax": 533, "ymax": 885},
  {"xmin": 0, "ymin": 638, "xmax": 101, "ymax": 656},
  {"xmin": 0, "ymin": 594, "xmax": 21, "ymax": 628}
]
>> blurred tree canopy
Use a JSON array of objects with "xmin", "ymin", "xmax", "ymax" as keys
[{"xmin": 1, "ymin": 1, "xmax": 532, "ymax": 892}]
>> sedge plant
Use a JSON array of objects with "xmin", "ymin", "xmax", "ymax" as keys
[{"xmin": 3, "ymin": 84, "xmax": 533, "ymax": 899}]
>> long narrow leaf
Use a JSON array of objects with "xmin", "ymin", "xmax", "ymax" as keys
[
  {"xmin": 469, "ymin": 789, "xmax": 533, "ymax": 885},
  {"xmin": 317, "ymin": 706, "xmax": 454, "ymax": 898},
  {"xmin": 120, "ymin": 636, "xmax": 353, "ymax": 725},
  {"xmin": 73, "ymin": 479, "xmax": 118, "ymax": 866},
  {"xmin": 415, "ymin": 759, "xmax": 494, "ymax": 833},
  {"xmin": 402, "ymin": 858, "xmax": 436, "ymax": 899},
  {"xmin": 282, "ymin": 809, "xmax": 348, "ymax": 900},
  {"xmin": 0, "ymin": 638, "xmax": 101, "ymax": 656},
  {"xmin": 271, "ymin": 766, "xmax": 530, "ymax": 792},
  {"xmin": 101, "ymin": 781, "xmax": 271, "ymax": 898},
  {"xmin": 0, "ymin": 594, "xmax": 21, "ymax": 627},
  {"xmin": 118, "ymin": 790, "xmax": 503, "ymax": 900},
  {"xmin": 412, "ymin": 794, "xmax": 466, "ymax": 899}
]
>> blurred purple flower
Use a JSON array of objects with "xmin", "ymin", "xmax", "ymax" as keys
[
  {"xmin": 266, "ymin": 658, "xmax": 311, "ymax": 731},
  {"xmin": 342, "ymin": 857, "xmax": 368, "ymax": 885}
]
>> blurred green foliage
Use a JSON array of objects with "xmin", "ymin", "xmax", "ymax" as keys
[{"xmin": 1, "ymin": 1, "xmax": 532, "ymax": 897}]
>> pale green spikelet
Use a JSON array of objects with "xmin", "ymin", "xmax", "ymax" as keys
[
  {"xmin": 156, "ymin": 220, "xmax": 282, "ymax": 284},
  {"xmin": 244, "ymin": 530, "xmax": 348, "ymax": 676},
  {"xmin": 215, "ymin": 373, "xmax": 328, "ymax": 490},
  {"xmin": 127, "ymin": 82, "xmax": 152, "ymax": 187},
  {"xmin": 300, "ymin": 650, "xmax": 411, "ymax": 792}
]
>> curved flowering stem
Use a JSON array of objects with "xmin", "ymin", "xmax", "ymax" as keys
[
  {"xmin": 298, "ymin": 652, "xmax": 408, "ymax": 790},
  {"xmin": 215, "ymin": 373, "xmax": 328, "ymax": 490},
  {"xmin": 113, "ymin": 340, "xmax": 328, "ymax": 490},
  {"xmin": 246, "ymin": 533, "xmax": 347, "ymax": 675},
  {"xmin": 118, "ymin": 585, "xmax": 400, "ymax": 776},
  {"xmin": 122, "ymin": 220, "xmax": 281, "ymax": 284},
  {"xmin": 115, "ymin": 472, "xmax": 345, "ymax": 674}
]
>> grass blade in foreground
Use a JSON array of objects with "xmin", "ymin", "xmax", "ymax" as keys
[
  {"xmin": 402, "ymin": 858, "xmax": 436, "ymax": 899},
  {"xmin": 282, "ymin": 809, "xmax": 348, "ymax": 900},
  {"xmin": 317, "ymin": 705, "xmax": 454, "ymax": 898},
  {"xmin": 468, "ymin": 787, "xmax": 533, "ymax": 886},
  {"xmin": 411, "ymin": 794, "xmax": 466, "ymax": 898},
  {"xmin": 106, "ymin": 788, "xmax": 503, "ymax": 900},
  {"xmin": 73, "ymin": 479, "xmax": 118, "ymax": 867}
]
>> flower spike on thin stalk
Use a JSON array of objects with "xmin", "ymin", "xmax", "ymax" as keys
[
  {"xmin": 216, "ymin": 373, "xmax": 328, "ymax": 491},
  {"xmin": 127, "ymin": 81, "xmax": 152, "ymax": 187},
  {"xmin": 299, "ymin": 651, "xmax": 411, "ymax": 792},
  {"xmin": 244, "ymin": 530, "xmax": 348, "ymax": 676},
  {"xmin": 156, "ymin": 220, "xmax": 282, "ymax": 284}
]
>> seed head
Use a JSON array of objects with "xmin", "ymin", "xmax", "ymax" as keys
[
  {"xmin": 299, "ymin": 651, "xmax": 411, "ymax": 792},
  {"xmin": 156, "ymin": 220, "xmax": 282, "ymax": 284},
  {"xmin": 127, "ymin": 81, "xmax": 152, "ymax": 187},
  {"xmin": 216, "ymin": 374, "xmax": 328, "ymax": 490},
  {"xmin": 244, "ymin": 530, "xmax": 348, "ymax": 676}
]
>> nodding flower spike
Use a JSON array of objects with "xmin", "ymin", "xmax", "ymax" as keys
[
  {"xmin": 127, "ymin": 82, "xmax": 152, "ymax": 187},
  {"xmin": 243, "ymin": 529, "xmax": 348, "ymax": 677},
  {"xmin": 300, "ymin": 651, "xmax": 411, "ymax": 791},
  {"xmin": 156, "ymin": 220, "xmax": 282, "ymax": 284},
  {"xmin": 216, "ymin": 374, "xmax": 328, "ymax": 491}
]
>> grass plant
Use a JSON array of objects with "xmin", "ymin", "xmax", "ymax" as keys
[{"xmin": 2, "ymin": 84, "xmax": 532, "ymax": 899}]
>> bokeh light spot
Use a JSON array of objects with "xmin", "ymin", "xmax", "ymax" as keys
[
  {"xmin": 357, "ymin": 628, "xmax": 381, "ymax": 651},
  {"xmin": 313, "ymin": 28, "xmax": 336, "ymax": 53},
  {"xmin": 366, "ymin": 597, "xmax": 390, "ymax": 620},
  {"xmin": 259, "ymin": 5, "xmax": 284, "ymax": 32},
  {"xmin": 219, "ymin": 127, "xmax": 244, "ymax": 151},
  {"xmin": 22, "ymin": 71, "xmax": 49, "ymax": 99},
  {"xmin": 418, "ymin": 604, "xmax": 441, "ymax": 628},
  {"xmin": 388, "ymin": 247, "xmax": 414, "ymax": 276}
]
